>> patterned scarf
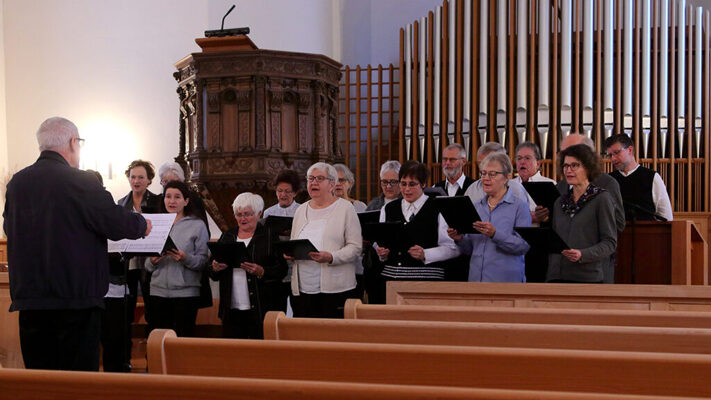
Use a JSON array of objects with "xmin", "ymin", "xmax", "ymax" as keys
[{"xmin": 560, "ymin": 183, "xmax": 605, "ymax": 217}]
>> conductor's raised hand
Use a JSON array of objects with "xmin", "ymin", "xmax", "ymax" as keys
[{"xmin": 144, "ymin": 219, "xmax": 153, "ymax": 237}]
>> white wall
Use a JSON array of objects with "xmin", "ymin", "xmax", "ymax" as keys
[
  {"xmin": 0, "ymin": 1, "xmax": 7, "ymax": 237},
  {"xmin": 2, "ymin": 0, "xmax": 339, "ymax": 206}
]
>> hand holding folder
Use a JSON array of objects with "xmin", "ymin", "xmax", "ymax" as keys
[{"xmin": 273, "ymin": 239, "xmax": 319, "ymax": 260}]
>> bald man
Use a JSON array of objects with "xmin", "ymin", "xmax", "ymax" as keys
[{"xmin": 556, "ymin": 134, "xmax": 625, "ymax": 283}]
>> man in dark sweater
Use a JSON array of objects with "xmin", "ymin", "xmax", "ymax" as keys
[
  {"xmin": 433, "ymin": 143, "xmax": 474, "ymax": 281},
  {"xmin": 3, "ymin": 117, "xmax": 150, "ymax": 371},
  {"xmin": 603, "ymin": 134, "xmax": 673, "ymax": 222}
]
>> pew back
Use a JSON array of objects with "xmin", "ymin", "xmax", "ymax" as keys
[
  {"xmin": 146, "ymin": 329, "xmax": 711, "ymax": 397},
  {"xmin": 344, "ymin": 299, "xmax": 711, "ymax": 328},
  {"xmin": 386, "ymin": 281, "xmax": 711, "ymax": 311},
  {"xmin": 263, "ymin": 311, "xmax": 711, "ymax": 354}
]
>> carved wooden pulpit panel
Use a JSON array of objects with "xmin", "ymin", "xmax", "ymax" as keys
[{"xmin": 174, "ymin": 39, "xmax": 342, "ymax": 231}]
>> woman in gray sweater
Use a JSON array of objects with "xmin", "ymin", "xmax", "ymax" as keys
[
  {"xmin": 146, "ymin": 180, "xmax": 209, "ymax": 336},
  {"xmin": 547, "ymin": 144, "xmax": 617, "ymax": 283}
]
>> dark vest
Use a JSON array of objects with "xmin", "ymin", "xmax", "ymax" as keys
[
  {"xmin": 609, "ymin": 166, "xmax": 656, "ymax": 221},
  {"xmin": 382, "ymin": 197, "xmax": 445, "ymax": 280},
  {"xmin": 434, "ymin": 175, "xmax": 475, "ymax": 197}
]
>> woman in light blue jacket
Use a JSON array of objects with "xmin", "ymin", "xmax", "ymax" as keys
[{"xmin": 146, "ymin": 180, "xmax": 209, "ymax": 337}]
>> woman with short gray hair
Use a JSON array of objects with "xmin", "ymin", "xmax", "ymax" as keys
[
  {"xmin": 333, "ymin": 163, "xmax": 367, "ymax": 212},
  {"xmin": 448, "ymin": 152, "xmax": 531, "ymax": 282},
  {"xmin": 210, "ymin": 192, "xmax": 287, "ymax": 338},
  {"xmin": 286, "ymin": 162, "xmax": 362, "ymax": 318}
]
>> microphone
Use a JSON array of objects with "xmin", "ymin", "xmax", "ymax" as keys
[
  {"xmin": 221, "ymin": 5, "xmax": 236, "ymax": 30},
  {"xmin": 205, "ymin": 4, "xmax": 251, "ymax": 38}
]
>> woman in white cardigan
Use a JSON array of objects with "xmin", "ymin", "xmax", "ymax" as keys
[{"xmin": 285, "ymin": 162, "xmax": 362, "ymax": 318}]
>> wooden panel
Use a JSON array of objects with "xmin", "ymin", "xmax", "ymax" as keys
[
  {"xmin": 0, "ymin": 272, "xmax": 23, "ymax": 369},
  {"xmin": 0, "ymin": 239, "xmax": 6, "ymax": 264}
]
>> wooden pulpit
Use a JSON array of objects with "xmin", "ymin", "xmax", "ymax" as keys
[
  {"xmin": 615, "ymin": 220, "xmax": 708, "ymax": 285},
  {"xmin": 173, "ymin": 36, "xmax": 342, "ymax": 231}
]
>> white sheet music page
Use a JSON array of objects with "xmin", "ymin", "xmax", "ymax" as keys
[{"xmin": 107, "ymin": 213, "xmax": 176, "ymax": 254}]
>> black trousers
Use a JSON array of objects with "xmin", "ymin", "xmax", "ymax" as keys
[
  {"xmin": 126, "ymin": 268, "xmax": 152, "ymax": 331},
  {"xmin": 19, "ymin": 307, "xmax": 102, "ymax": 371},
  {"xmin": 290, "ymin": 290, "xmax": 354, "ymax": 319},
  {"xmin": 222, "ymin": 308, "xmax": 263, "ymax": 339},
  {"xmin": 100, "ymin": 297, "xmax": 132, "ymax": 372},
  {"xmin": 149, "ymin": 296, "xmax": 200, "ymax": 337}
]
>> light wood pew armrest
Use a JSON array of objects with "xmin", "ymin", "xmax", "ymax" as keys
[
  {"xmin": 147, "ymin": 329, "xmax": 176, "ymax": 374},
  {"xmin": 344, "ymin": 298, "xmax": 362, "ymax": 319},
  {"xmin": 263, "ymin": 311, "xmax": 286, "ymax": 340}
]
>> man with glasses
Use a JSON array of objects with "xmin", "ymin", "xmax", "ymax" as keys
[
  {"xmin": 603, "ymin": 134, "xmax": 672, "ymax": 222},
  {"xmin": 434, "ymin": 144, "xmax": 475, "ymax": 197},
  {"xmin": 3, "ymin": 117, "xmax": 151, "ymax": 370}
]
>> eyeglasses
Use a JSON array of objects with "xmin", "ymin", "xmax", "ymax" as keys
[
  {"xmin": 441, "ymin": 157, "xmax": 463, "ymax": 163},
  {"xmin": 399, "ymin": 181, "xmax": 422, "ymax": 188},
  {"xmin": 73, "ymin": 137, "xmax": 85, "ymax": 148},
  {"xmin": 307, "ymin": 175, "xmax": 330, "ymax": 183},
  {"xmin": 479, "ymin": 170, "xmax": 505, "ymax": 178},
  {"xmin": 562, "ymin": 162, "xmax": 583, "ymax": 171},
  {"xmin": 337, "ymin": 178, "xmax": 349, "ymax": 183},
  {"xmin": 276, "ymin": 189, "xmax": 294, "ymax": 194},
  {"xmin": 235, "ymin": 212, "xmax": 255, "ymax": 218},
  {"xmin": 380, "ymin": 179, "xmax": 400, "ymax": 187},
  {"xmin": 604, "ymin": 147, "xmax": 629, "ymax": 158}
]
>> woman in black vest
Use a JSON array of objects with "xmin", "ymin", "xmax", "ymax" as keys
[{"xmin": 372, "ymin": 161, "xmax": 459, "ymax": 303}]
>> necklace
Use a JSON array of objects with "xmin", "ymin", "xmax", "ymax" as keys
[{"xmin": 487, "ymin": 197, "xmax": 498, "ymax": 209}]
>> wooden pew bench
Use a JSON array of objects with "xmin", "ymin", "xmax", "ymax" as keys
[
  {"xmin": 1, "ymin": 368, "xmax": 701, "ymax": 400},
  {"xmin": 146, "ymin": 329, "xmax": 711, "ymax": 398},
  {"xmin": 386, "ymin": 281, "xmax": 711, "ymax": 311},
  {"xmin": 263, "ymin": 311, "xmax": 711, "ymax": 354},
  {"xmin": 344, "ymin": 298, "xmax": 711, "ymax": 328}
]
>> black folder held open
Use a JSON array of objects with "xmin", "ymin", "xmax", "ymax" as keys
[
  {"xmin": 207, "ymin": 241, "xmax": 248, "ymax": 266},
  {"xmin": 433, "ymin": 196, "xmax": 482, "ymax": 234},
  {"xmin": 273, "ymin": 239, "xmax": 319, "ymax": 260},
  {"xmin": 514, "ymin": 227, "xmax": 570, "ymax": 253},
  {"xmin": 521, "ymin": 181, "xmax": 560, "ymax": 211}
]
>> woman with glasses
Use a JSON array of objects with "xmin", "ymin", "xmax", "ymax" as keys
[
  {"xmin": 210, "ymin": 193, "xmax": 287, "ymax": 338},
  {"xmin": 373, "ymin": 161, "xmax": 459, "ymax": 303},
  {"xmin": 145, "ymin": 181, "xmax": 209, "ymax": 337},
  {"xmin": 286, "ymin": 162, "xmax": 362, "ymax": 318},
  {"xmin": 262, "ymin": 169, "xmax": 302, "ymax": 313},
  {"xmin": 547, "ymin": 144, "xmax": 617, "ymax": 283},
  {"xmin": 333, "ymin": 164, "xmax": 367, "ymax": 212},
  {"xmin": 366, "ymin": 160, "xmax": 402, "ymax": 211},
  {"xmin": 263, "ymin": 169, "xmax": 301, "ymax": 218},
  {"xmin": 447, "ymin": 153, "xmax": 531, "ymax": 282}
]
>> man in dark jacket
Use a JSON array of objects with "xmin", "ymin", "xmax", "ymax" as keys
[{"xmin": 3, "ymin": 117, "xmax": 151, "ymax": 371}]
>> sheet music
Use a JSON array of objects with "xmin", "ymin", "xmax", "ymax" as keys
[{"xmin": 107, "ymin": 213, "xmax": 176, "ymax": 254}]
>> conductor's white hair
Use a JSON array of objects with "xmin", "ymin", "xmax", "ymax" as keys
[{"xmin": 36, "ymin": 117, "xmax": 78, "ymax": 151}]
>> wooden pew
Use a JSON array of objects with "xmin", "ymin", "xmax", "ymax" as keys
[
  {"xmin": 386, "ymin": 281, "xmax": 711, "ymax": 310},
  {"xmin": 344, "ymin": 298, "xmax": 711, "ymax": 328},
  {"xmin": 2, "ymin": 368, "xmax": 702, "ymax": 400},
  {"xmin": 263, "ymin": 311, "xmax": 711, "ymax": 354},
  {"xmin": 146, "ymin": 329, "xmax": 711, "ymax": 397}
]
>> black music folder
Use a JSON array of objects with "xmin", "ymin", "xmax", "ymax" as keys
[
  {"xmin": 368, "ymin": 221, "xmax": 410, "ymax": 250},
  {"xmin": 161, "ymin": 236, "xmax": 178, "ymax": 254},
  {"xmin": 264, "ymin": 215, "xmax": 294, "ymax": 234},
  {"xmin": 207, "ymin": 241, "xmax": 248, "ymax": 266},
  {"xmin": 358, "ymin": 210, "xmax": 381, "ymax": 241},
  {"xmin": 514, "ymin": 227, "xmax": 570, "ymax": 253},
  {"xmin": 522, "ymin": 181, "xmax": 560, "ymax": 211},
  {"xmin": 433, "ymin": 196, "xmax": 482, "ymax": 234},
  {"xmin": 273, "ymin": 239, "xmax": 319, "ymax": 260}
]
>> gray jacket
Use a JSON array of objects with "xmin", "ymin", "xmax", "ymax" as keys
[
  {"xmin": 145, "ymin": 215, "xmax": 209, "ymax": 297},
  {"xmin": 547, "ymin": 190, "xmax": 618, "ymax": 282}
]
